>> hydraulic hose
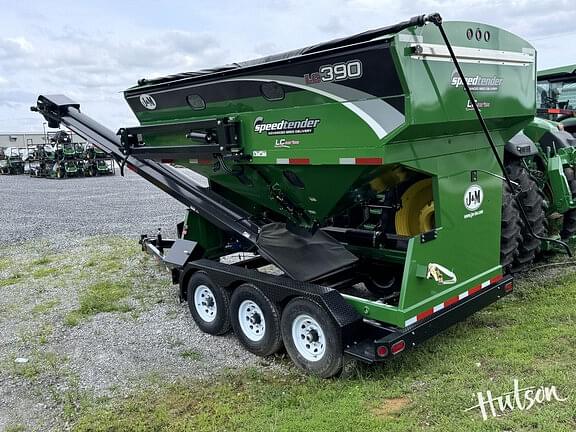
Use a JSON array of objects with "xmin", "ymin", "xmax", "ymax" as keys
[{"xmin": 426, "ymin": 13, "xmax": 572, "ymax": 257}]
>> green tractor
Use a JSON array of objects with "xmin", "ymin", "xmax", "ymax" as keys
[
  {"xmin": 0, "ymin": 147, "xmax": 25, "ymax": 175},
  {"xmin": 83, "ymin": 144, "xmax": 114, "ymax": 176},
  {"xmin": 28, "ymin": 144, "xmax": 56, "ymax": 177},
  {"xmin": 536, "ymin": 64, "xmax": 576, "ymax": 134},
  {"xmin": 34, "ymin": 13, "xmax": 569, "ymax": 377},
  {"xmin": 50, "ymin": 130, "xmax": 81, "ymax": 178},
  {"xmin": 505, "ymin": 64, "xmax": 576, "ymax": 254}
]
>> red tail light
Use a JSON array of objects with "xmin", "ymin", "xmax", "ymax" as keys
[
  {"xmin": 391, "ymin": 340, "xmax": 406, "ymax": 355},
  {"xmin": 376, "ymin": 346, "xmax": 389, "ymax": 358},
  {"xmin": 504, "ymin": 282, "xmax": 513, "ymax": 293}
]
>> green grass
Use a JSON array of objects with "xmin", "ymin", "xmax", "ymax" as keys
[
  {"xmin": 31, "ymin": 256, "xmax": 53, "ymax": 266},
  {"xmin": 0, "ymin": 257, "xmax": 11, "ymax": 271},
  {"xmin": 19, "ymin": 324, "xmax": 54, "ymax": 345},
  {"xmin": 12, "ymin": 351, "xmax": 62, "ymax": 380},
  {"xmin": 70, "ymin": 270, "xmax": 576, "ymax": 432},
  {"xmin": 0, "ymin": 272, "xmax": 25, "ymax": 287},
  {"xmin": 4, "ymin": 425, "xmax": 26, "ymax": 432},
  {"xmin": 65, "ymin": 280, "xmax": 132, "ymax": 326},
  {"xmin": 32, "ymin": 267, "xmax": 58, "ymax": 278},
  {"xmin": 179, "ymin": 350, "xmax": 202, "ymax": 361},
  {"xmin": 31, "ymin": 299, "xmax": 61, "ymax": 315}
]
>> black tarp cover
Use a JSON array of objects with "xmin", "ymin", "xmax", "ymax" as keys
[{"xmin": 256, "ymin": 223, "xmax": 358, "ymax": 282}]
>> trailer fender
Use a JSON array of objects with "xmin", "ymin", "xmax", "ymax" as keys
[{"xmin": 179, "ymin": 260, "xmax": 364, "ymax": 339}]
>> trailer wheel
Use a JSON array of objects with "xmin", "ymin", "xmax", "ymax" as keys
[
  {"xmin": 230, "ymin": 284, "xmax": 283, "ymax": 357},
  {"xmin": 186, "ymin": 272, "xmax": 231, "ymax": 335},
  {"xmin": 281, "ymin": 297, "xmax": 343, "ymax": 378}
]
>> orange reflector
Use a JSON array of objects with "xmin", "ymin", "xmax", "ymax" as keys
[
  {"xmin": 391, "ymin": 340, "xmax": 406, "ymax": 355},
  {"xmin": 504, "ymin": 282, "xmax": 513, "ymax": 293},
  {"xmin": 376, "ymin": 346, "xmax": 389, "ymax": 358}
]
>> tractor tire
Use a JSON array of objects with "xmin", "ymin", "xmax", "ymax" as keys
[
  {"xmin": 506, "ymin": 161, "xmax": 547, "ymax": 267},
  {"xmin": 560, "ymin": 167, "xmax": 576, "ymax": 240},
  {"xmin": 500, "ymin": 183, "xmax": 522, "ymax": 271}
]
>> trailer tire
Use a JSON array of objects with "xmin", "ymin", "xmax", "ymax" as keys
[
  {"xmin": 506, "ymin": 161, "xmax": 546, "ymax": 267},
  {"xmin": 187, "ymin": 271, "xmax": 231, "ymax": 335},
  {"xmin": 230, "ymin": 284, "xmax": 283, "ymax": 357},
  {"xmin": 281, "ymin": 297, "xmax": 343, "ymax": 378}
]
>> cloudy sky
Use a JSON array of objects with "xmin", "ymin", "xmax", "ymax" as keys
[{"xmin": 0, "ymin": 0, "xmax": 574, "ymax": 133}]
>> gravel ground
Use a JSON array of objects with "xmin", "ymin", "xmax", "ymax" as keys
[
  {"xmin": 0, "ymin": 170, "xmax": 187, "ymax": 244},
  {"xmin": 0, "ymin": 173, "xmax": 277, "ymax": 431}
]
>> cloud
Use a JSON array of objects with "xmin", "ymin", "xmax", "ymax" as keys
[
  {"xmin": 1, "ymin": 0, "xmax": 576, "ymax": 133},
  {"xmin": 318, "ymin": 16, "xmax": 346, "ymax": 35},
  {"xmin": 0, "ymin": 37, "xmax": 34, "ymax": 60}
]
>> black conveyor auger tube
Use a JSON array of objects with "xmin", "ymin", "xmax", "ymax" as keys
[
  {"xmin": 428, "ymin": 15, "xmax": 572, "ymax": 258},
  {"xmin": 31, "ymin": 95, "xmax": 260, "ymax": 244},
  {"xmin": 31, "ymin": 95, "xmax": 359, "ymax": 282}
]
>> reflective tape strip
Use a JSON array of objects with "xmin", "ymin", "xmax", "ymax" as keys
[
  {"xmin": 276, "ymin": 158, "xmax": 310, "ymax": 165},
  {"xmin": 404, "ymin": 275, "xmax": 502, "ymax": 327},
  {"xmin": 339, "ymin": 157, "xmax": 383, "ymax": 165}
]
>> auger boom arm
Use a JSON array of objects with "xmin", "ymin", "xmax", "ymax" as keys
[
  {"xmin": 31, "ymin": 95, "xmax": 358, "ymax": 281},
  {"xmin": 32, "ymin": 95, "xmax": 260, "ymax": 242}
]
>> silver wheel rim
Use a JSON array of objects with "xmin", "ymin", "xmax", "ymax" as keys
[
  {"xmin": 238, "ymin": 300, "xmax": 266, "ymax": 342},
  {"xmin": 292, "ymin": 314, "xmax": 326, "ymax": 362},
  {"xmin": 194, "ymin": 284, "xmax": 217, "ymax": 323}
]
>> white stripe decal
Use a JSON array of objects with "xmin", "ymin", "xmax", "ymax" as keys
[
  {"xmin": 276, "ymin": 158, "xmax": 289, "ymax": 164},
  {"xmin": 405, "ymin": 317, "xmax": 418, "ymax": 327},
  {"xmin": 433, "ymin": 304, "xmax": 445, "ymax": 313},
  {"xmin": 481, "ymin": 280, "xmax": 490, "ymax": 288},
  {"xmin": 339, "ymin": 158, "xmax": 355, "ymax": 165},
  {"xmin": 458, "ymin": 291, "xmax": 469, "ymax": 300}
]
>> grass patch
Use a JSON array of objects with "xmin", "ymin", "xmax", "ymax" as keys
[
  {"xmin": 179, "ymin": 350, "xmax": 202, "ymax": 361},
  {"xmin": 0, "ymin": 257, "xmax": 11, "ymax": 271},
  {"xmin": 0, "ymin": 273, "xmax": 25, "ymax": 287},
  {"xmin": 4, "ymin": 425, "xmax": 26, "ymax": 432},
  {"xmin": 19, "ymin": 324, "xmax": 54, "ymax": 345},
  {"xmin": 12, "ymin": 351, "xmax": 62, "ymax": 380},
  {"xmin": 31, "ymin": 299, "xmax": 61, "ymax": 315},
  {"xmin": 70, "ymin": 271, "xmax": 576, "ymax": 431},
  {"xmin": 31, "ymin": 256, "xmax": 53, "ymax": 266},
  {"xmin": 32, "ymin": 267, "xmax": 58, "ymax": 278},
  {"xmin": 65, "ymin": 280, "xmax": 132, "ymax": 326}
]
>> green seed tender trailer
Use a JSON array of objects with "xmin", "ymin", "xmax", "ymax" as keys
[{"xmin": 33, "ymin": 13, "xmax": 566, "ymax": 377}]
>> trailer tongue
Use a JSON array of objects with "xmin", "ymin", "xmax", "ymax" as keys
[{"xmin": 33, "ymin": 13, "xmax": 534, "ymax": 377}]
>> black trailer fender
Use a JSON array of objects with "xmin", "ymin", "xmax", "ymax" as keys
[{"xmin": 178, "ymin": 259, "xmax": 364, "ymax": 339}]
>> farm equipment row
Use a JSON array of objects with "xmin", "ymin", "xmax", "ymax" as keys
[
  {"xmin": 1, "ymin": 130, "xmax": 115, "ymax": 178},
  {"xmin": 32, "ymin": 12, "xmax": 576, "ymax": 377}
]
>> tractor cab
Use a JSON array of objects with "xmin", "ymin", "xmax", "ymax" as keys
[{"xmin": 537, "ymin": 64, "xmax": 576, "ymax": 134}]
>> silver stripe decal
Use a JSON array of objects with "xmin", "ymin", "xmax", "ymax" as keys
[
  {"xmin": 411, "ymin": 43, "xmax": 534, "ymax": 66},
  {"xmin": 128, "ymin": 75, "xmax": 406, "ymax": 139},
  {"xmin": 222, "ymin": 75, "xmax": 405, "ymax": 139},
  {"xmin": 398, "ymin": 34, "xmax": 423, "ymax": 43}
]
